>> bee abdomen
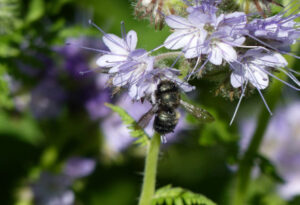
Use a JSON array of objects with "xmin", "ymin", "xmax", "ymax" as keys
[{"xmin": 154, "ymin": 109, "xmax": 179, "ymax": 135}]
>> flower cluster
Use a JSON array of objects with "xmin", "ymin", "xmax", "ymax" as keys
[
  {"xmin": 87, "ymin": 20, "xmax": 194, "ymax": 102},
  {"xmin": 162, "ymin": 0, "xmax": 300, "ymax": 123},
  {"xmin": 32, "ymin": 157, "xmax": 96, "ymax": 205},
  {"xmin": 80, "ymin": 0, "xmax": 299, "ymax": 124}
]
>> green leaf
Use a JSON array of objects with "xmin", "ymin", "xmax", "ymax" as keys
[
  {"xmin": 25, "ymin": 0, "xmax": 45, "ymax": 24},
  {"xmin": 105, "ymin": 103, "xmax": 150, "ymax": 146},
  {"xmin": 152, "ymin": 185, "xmax": 217, "ymax": 205},
  {"xmin": 48, "ymin": 0, "xmax": 74, "ymax": 15},
  {"xmin": 0, "ymin": 65, "xmax": 13, "ymax": 109},
  {"xmin": 0, "ymin": 0, "xmax": 20, "ymax": 34},
  {"xmin": 256, "ymin": 154, "xmax": 284, "ymax": 183},
  {"xmin": 197, "ymin": 110, "xmax": 238, "ymax": 146}
]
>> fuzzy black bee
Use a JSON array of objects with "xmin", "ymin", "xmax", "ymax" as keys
[{"xmin": 138, "ymin": 80, "xmax": 214, "ymax": 135}]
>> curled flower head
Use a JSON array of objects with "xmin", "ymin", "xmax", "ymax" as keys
[
  {"xmin": 135, "ymin": 0, "xmax": 186, "ymax": 30},
  {"xmin": 185, "ymin": 0, "xmax": 222, "ymax": 15},
  {"xmin": 246, "ymin": 7, "xmax": 300, "ymax": 50}
]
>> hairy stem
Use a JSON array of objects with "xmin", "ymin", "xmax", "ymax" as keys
[
  {"xmin": 233, "ymin": 73, "xmax": 285, "ymax": 205},
  {"xmin": 138, "ymin": 132, "xmax": 161, "ymax": 205},
  {"xmin": 155, "ymin": 51, "xmax": 183, "ymax": 62}
]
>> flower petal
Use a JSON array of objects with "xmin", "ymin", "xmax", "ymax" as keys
[
  {"xmin": 96, "ymin": 54, "xmax": 127, "ymax": 67},
  {"xmin": 164, "ymin": 30, "xmax": 194, "ymax": 50},
  {"xmin": 209, "ymin": 46, "xmax": 222, "ymax": 65},
  {"xmin": 103, "ymin": 34, "xmax": 128, "ymax": 55},
  {"xmin": 165, "ymin": 15, "xmax": 192, "ymax": 29},
  {"xmin": 126, "ymin": 30, "xmax": 137, "ymax": 51},
  {"xmin": 183, "ymin": 33, "xmax": 207, "ymax": 58},
  {"xmin": 230, "ymin": 72, "xmax": 244, "ymax": 88},
  {"xmin": 112, "ymin": 72, "xmax": 132, "ymax": 86},
  {"xmin": 217, "ymin": 42, "xmax": 237, "ymax": 62},
  {"xmin": 247, "ymin": 65, "xmax": 269, "ymax": 89}
]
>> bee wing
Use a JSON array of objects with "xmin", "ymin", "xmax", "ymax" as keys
[
  {"xmin": 180, "ymin": 100, "xmax": 214, "ymax": 123},
  {"xmin": 137, "ymin": 104, "xmax": 158, "ymax": 129}
]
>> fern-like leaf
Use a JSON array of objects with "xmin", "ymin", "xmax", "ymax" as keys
[
  {"xmin": 0, "ymin": 0, "xmax": 20, "ymax": 34},
  {"xmin": 105, "ymin": 103, "xmax": 150, "ymax": 146},
  {"xmin": 152, "ymin": 185, "xmax": 217, "ymax": 205}
]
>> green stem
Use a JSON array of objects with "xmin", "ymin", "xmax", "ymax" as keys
[
  {"xmin": 233, "ymin": 73, "xmax": 285, "ymax": 205},
  {"xmin": 155, "ymin": 51, "xmax": 183, "ymax": 62},
  {"xmin": 138, "ymin": 132, "xmax": 161, "ymax": 205}
]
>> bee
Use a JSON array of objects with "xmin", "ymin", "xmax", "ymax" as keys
[
  {"xmin": 243, "ymin": 0, "xmax": 283, "ymax": 17},
  {"xmin": 138, "ymin": 80, "xmax": 214, "ymax": 135}
]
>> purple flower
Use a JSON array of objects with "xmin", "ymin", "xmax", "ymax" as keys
[
  {"xmin": 30, "ymin": 79, "xmax": 66, "ymax": 119},
  {"xmin": 246, "ymin": 9, "xmax": 300, "ymax": 50},
  {"xmin": 240, "ymin": 102, "xmax": 300, "ymax": 199},
  {"xmin": 185, "ymin": 0, "xmax": 222, "ymax": 15},
  {"xmin": 32, "ymin": 172, "xmax": 74, "ymax": 205},
  {"xmin": 57, "ymin": 43, "xmax": 91, "ymax": 79},
  {"xmin": 230, "ymin": 48, "xmax": 289, "ymax": 90},
  {"xmin": 63, "ymin": 157, "xmax": 96, "ymax": 179},
  {"xmin": 95, "ymin": 26, "xmax": 155, "ymax": 90},
  {"xmin": 85, "ymin": 91, "xmax": 111, "ymax": 120},
  {"xmin": 86, "ymin": 21, "xmax": 194, "ymax": 102},
  {"xmin": 32, "ymin": 157, "xmax": 95, "ymax": 205},
  {"xmin": 129, "ymin": 68, "xmax": 195, "ymax": 101},
  {"xmin": 84, "ymin": 74, "xmax": 111, "ymax": 120},
  {"xmin": 229, "ymin": 48, "xmax": 300, "ymax": 124},
  {"xmin": 164, "ymin": 9, "xmax": 246, "ymax": 71}
]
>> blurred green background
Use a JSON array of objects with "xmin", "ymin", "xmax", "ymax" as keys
[{"xmin": 0, "ymin": 0, "xmax": 299, "ymax": 205}]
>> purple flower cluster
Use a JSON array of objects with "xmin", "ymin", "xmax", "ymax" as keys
[
  {"xmin": 14, "ymin": 38, "xmax": 111, "ymax": 120},
  {"xmin": 164, "ymin": 4, "xmax": 246, "ymax": 67},
  {"xmin": 161, "ymin": 0, "xmax": 300, "ymax": 123},
  {"xmin": 80, "ymin": 0, "xmax": 299, "ymax": 127},
  {"xmin": 83, "ymin": 20, "xmax": 194, "ymax": 102},
  {"xmin": 32, "ymin": 157, "xmax": 96, "ymax": 205},
  {"xmin": 246, "ymin": 8, "xmax": 300, "ymax": 51}
]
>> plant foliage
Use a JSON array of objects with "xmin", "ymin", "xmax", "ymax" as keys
[{"xmin": 152, "ymin": 185, "xmax": 217, "ymax": 205}]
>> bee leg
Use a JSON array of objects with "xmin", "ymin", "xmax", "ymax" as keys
[{"xmin": 160, "ymin": 135, "xmax": 167, "ymax": 144}]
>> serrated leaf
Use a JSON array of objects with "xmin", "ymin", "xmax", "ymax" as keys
[
  {"xmin": 105, "ymin": 103, "xmax": 150, "ymax": 146},
  {"xmin": 25, "ymin": 0, "xmax": 45, "ymax": 24},
  {"xmin": 152, "ymin": 185, "xmax": 217, "ymax": 205},
  {"xmin": 0, "ymin": 0, "xmax": 20, "ymax": 34}
]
